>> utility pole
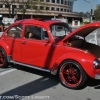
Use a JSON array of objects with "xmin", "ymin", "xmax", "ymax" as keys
[{"xmin": 84, "ymin": 0, "xmax": 94, "ymax": 22}]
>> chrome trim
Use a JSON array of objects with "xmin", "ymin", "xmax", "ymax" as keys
[
  {"xmin": 7, "ymin": 56, "xmax": 58, "ymax": 74},
  {"xmin": 10, "ymin": 60, "xmax": 50, "ymax": 73},
  {"xmin": 95, "ymin": 73, "xmax": 100, "ymax": 79},
  {"xmin": 7, "ymin": 56, "xmax": 12, "ymax": 62},
  {"xmin": 93, "ymin": 59, "xmax": 100, "ymax": 69}
]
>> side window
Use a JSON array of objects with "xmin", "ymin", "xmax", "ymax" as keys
[
  {"xmin": 25, "ymin": 25, "xmax": 48, "ymax": 40},
  {"xmin": 7, "ymin": 25, "xmax": 22, "ymax": 38},
  {"xmin": 50, "ymin": 23, "xmax": 71, "ymax": 37}
]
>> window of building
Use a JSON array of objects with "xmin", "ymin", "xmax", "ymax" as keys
[
  {"xmin": 26, "ymin": 5, "xmax": 31, "ymax": 9},
  {"xmin": 70, "ymin": 2, "xmax": 73, "ymax": 6},
  {"xmin": 56, "ymin": 8, "xmax": 59, "ymax": 11},
  {"xmin": 46, "ymin": 7, "xmax": 49, "ymax": 10},
  {"xmin": 61, "ymin": 0, "xmax": 63, "ymax": 4},
  {"xmin": 0, "ymin": 4, "xmax": 3, "ymax": 8},
  {"xmin": 12, "ymin": 5, "xmax": 17, "ymax": 8},
  {"xmin": 46, "ymin": 0, "xmax": 50, "ymax": 2},
  {"xmin": 51, "ymin": 7, "xmax": 55, "ymax": 11},
  {"xmin": 69, "ymin": 1, "xmax": 72, "ymax": 6},
  {"xmin": 61, "ymin": 8, "xmax": 63, "ymax": 11},
  {"xmin": 57, "ymin": 0, "xmax": 60, "ymax": 3},
  {"xmin": 65, "ymin": 1, "xmax": 67, "ymax": 5},
  {"xmin": 40, "ymin": 6, "xmax": 44, "ymax": 10},
  {"xmin": 70, "ymin": 10, "xmax": 72, "ymax": 12},
  {"xmin": 33, "ymin": 6, "xmax": 38, "ymax": 10},
  {"xmin": 40, "ymin": 0, "xmax": 44, "ymax": 2},
  {"xmin": 52, "ymin": 0, "xmax": 55, "ymax": 3},
  {"xmin": 68, "ymin": 1, "xmax": 69, "ymax": 5},
  {"xmin": 67, "ymin": 9, "xmax": 69, "ymax": 12},
  {"xmin": 64, "ymin": 9, "xmax": 66, "ymax": 12},
  {"xmin": 5, "ymin": 5, "xmax": 9, "ymax": 8},
  {"xmin": 19, "ymin": 5, "xmax": 23, "ymax": 9}
]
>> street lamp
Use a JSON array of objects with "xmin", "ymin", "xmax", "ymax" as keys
[{"xmin": 84, "ymin": 0, "xmax": 94, "ymax": 22}]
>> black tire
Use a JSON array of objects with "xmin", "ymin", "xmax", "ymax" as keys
[
  {"xmin": 59, "ymin": 60, "xmax": 87, "ymax": 89},
  {"xmin": 0, "ymin": 47, "xmax": 8, "ymax": 68}
]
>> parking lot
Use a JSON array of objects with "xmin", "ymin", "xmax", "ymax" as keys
[{"xmin": 0, "ymin": 27, "xmax": 100, "ymax": 100}]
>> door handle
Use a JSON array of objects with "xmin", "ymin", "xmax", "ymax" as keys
[{"xmin": 22, "ymin": 41, "xmax": 27, "ymax": 44}]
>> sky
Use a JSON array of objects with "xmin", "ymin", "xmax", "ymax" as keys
[{"xmin": 73, "ymin": 0, "xmax": 100, "ymax": 13}]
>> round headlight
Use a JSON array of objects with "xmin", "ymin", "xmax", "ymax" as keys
[{"xmin": 94, "ymin": 59, "xmax": 100, "ymax": 69}]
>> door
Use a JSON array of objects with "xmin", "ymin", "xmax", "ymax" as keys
[
  {"xmin": 4, "ymin": 24, "xmax": 23, "ymax": 62},
  {"xmin": 21, "ymin": 25, "xmax": 52, "ymax": 68}
]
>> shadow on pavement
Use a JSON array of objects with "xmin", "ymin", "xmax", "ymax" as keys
[
  {"xmin": 0, "ymin": 65, "xmax": 59, "ymax": 99},
  {"xmin": 86, "ymin": 77, "xmax": 100, "ymax": 89}
]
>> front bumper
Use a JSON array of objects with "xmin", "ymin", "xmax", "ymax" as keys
[{"xmin": 95, "ymin": 73, "xmax": 100, "ymax": 79}]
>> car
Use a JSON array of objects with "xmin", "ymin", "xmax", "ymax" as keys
[{"xmin": 0, "ymin": 19, "xmax": 100, "ymax": 90}]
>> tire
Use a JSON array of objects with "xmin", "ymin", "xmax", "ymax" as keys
[
  {"xmin": 59, "ymin": 60, "xmax": 87, "ymax": 89},
  {"xmin": 0, "ymin": 47, "xmax": 8, "ymax": 68}
]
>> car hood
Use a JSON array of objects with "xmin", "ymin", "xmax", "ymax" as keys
[{"xmin": 63, "ymin": 22, "xmax": 100, "ymax": 42}]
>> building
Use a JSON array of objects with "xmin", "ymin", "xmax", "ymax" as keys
[{"xmin": 0, "ymin": 0, "xmax": 82, "ymax": 22}]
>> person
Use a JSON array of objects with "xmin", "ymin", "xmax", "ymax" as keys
[
  {"xmin": 0, "ymin": 23, "xmax": 4, "ymax": 32},
  {"xmin": 57, "ymin": 14, "xmax": 64, "ymax": 19},
  {"xmin": 57, "ymin": 14, "xmax": 67, "ymax": 23},
  {"xmin": 14, "ymin": 15, "xmax": 18, "ymax": 22},
  {"xmin": 28, "ymin": 32, "xmax": 34, "ymax": 38},
  {"xmin": 25, "ymin": 26, "xmax": 35, "ymax": 39},
  {"xmin": 0, "ymin": 15, "xmax": 4, "ymax": 32}
]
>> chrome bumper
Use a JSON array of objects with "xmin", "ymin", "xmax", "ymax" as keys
[{"xmin": 95, "ymin": 73, "xmax": 100, "ymax": 79}]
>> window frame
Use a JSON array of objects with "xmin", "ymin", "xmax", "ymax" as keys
[
  {"xmin": 24, "ymin": 25, "xmax": 49, "ymax": 40},
  {"xmin": 6, "ymin": 24, "xmax": 23, "ymax": 38}
]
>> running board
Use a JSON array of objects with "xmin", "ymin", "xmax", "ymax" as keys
[{"xmin": 10, "ymin": 60, "xmax": 50, "ymax": 73}]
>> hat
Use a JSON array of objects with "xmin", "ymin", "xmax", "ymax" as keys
[{"xmin": 58, "ymin": 14, "xmax": 63, "ymax": 18}]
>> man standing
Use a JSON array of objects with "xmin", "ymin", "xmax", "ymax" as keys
[
  {"xmin": 58, "ymin": 14, "xmax": 64, "ymax": 19},
  {"xmin": 0, "ymin": 15, "xmax": 4, "ymax": 32},
  {"xmin": 57, "ymin": 14, "xmax": 67, "ymax": 23},
  {"xmin": 14, "ymin": 15, "xmax": 19, "ymax": 22}
]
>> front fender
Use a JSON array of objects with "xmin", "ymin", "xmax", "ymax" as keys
[
  {"xmin": 51, "ymin": 50, "xmax": 96, "ymax": 78},
  {"xmin": 0, "ymin": 39, "xmax": 10, "ymax": 55}
]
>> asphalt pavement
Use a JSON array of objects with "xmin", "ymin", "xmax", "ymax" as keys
[{"xmin": 0, "ymin": 65, "xmax": 100, "ymax": 100}]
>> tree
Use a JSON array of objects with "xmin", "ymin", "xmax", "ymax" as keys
[
  {"xmin": 17, "ymin": 0, "xmax": 31, "ymax": 19},
  {"xmin": 94, "ymin": 4, "xmax": 100, "ymax": 21},
  {"xmin": 30, "ymin": 0, "xmax": 49, "ymax": 17},
  {"xmin": 0, "ymin": 0, "xmax": 16, "ymax": 18},
  {"xmin": 17, "ymin": 0, "xmax": 49, "ymax": 19}
]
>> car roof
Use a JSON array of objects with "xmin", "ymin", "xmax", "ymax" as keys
[{"xmin": 14, "ymin": 19, "xmax": 64, "ymax": 26}]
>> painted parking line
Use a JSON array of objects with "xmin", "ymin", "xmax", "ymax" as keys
[{"xmin": 0, "ymin": 69, "xmax": 17, "ymax": 76}]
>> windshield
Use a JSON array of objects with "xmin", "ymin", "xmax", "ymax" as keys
[{"xmin": 50, "ymin": 23, "xmax": 72, "ymax": 40}]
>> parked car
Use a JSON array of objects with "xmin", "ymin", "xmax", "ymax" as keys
[{"xmin": 0, "ymin": 19, "xmax": 100, "ymax": 89}]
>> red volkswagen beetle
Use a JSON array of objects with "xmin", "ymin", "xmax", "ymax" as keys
[{"xmin": 0, "ymin": 19, "xmax": 100, "ymax": 89}]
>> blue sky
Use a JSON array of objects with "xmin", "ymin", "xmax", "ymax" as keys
[{"xmin": 73, "ymin": 0, "xmax": 100, "ymax": 12}]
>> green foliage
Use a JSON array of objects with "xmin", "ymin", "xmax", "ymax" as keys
[
  {"xmin": 83, "ymin": 22, "xmax": 90, "ymax": 24},
  {"xmin": 94, "ymin": 4, "xmax": 100, "ymax": 21},
  {"xmin": 16, "ymin": 0, "xmax": 49, "ymax": 19}
]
